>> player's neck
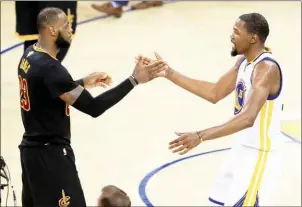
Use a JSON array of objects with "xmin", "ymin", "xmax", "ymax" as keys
[
  {"xmin": 244, "ymin": 45, "xmax": 266, "ymax": 63},
  {"xmin": 36, "ymin": 39, "xmax": 58, "ymax": 59}
]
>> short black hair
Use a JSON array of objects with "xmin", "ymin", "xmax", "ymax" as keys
[
  {"xmin": 99, "ymin": 185, "xmax": 131, "ymax": 207},
  {"xmin": 37, "ymin": 7, "xmax": 64, "ymax": 31},
  {"xmin": 239, "ymin": 13, "xmax": 270, "ymax": 42}
]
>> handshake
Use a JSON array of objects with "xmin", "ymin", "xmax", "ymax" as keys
[
  {"xmin": 84, "ymin": 52, "xmax": 171, "ymax": 89},
  {"xmin": 131, "ymin": 51, "xmax": 171, "ymax": 85},
  {"xmin": 81, "ymin": 52, "xmax": 172, "ymax": 89}
]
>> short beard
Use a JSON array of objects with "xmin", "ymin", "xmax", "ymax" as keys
[
  {"xmin": 55, "ymin": 32, "xmax": 71, "ymax": 49},
  {"xmin": 231, "ymin": 48, "xmax": 238, "ymax": 57}
]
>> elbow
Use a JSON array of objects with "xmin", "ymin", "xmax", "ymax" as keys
[
  {"xmin": 210, "ymin": 98, "xmax": 218, "ymax": 104},
  {"xmin": 89, "ymin": 110, "xmax": 105, "ymax": 118},
  {"xmin": 246, "ymin": 118, "xmax": 255, "ymax": 128},
  {"xmin": 210, "ymin": 93, "xmax": 219, "ymax": 104},
  {"xmin": 88, "ymin": 101, "xmax": 107, "ymax": 118},
  {"xmin": 90, "ymin": 113, "xmax": 99, "ymax": 118},
  {"xmin": 88, "ymin": 101, "xmax": 110, "ymax": 118},
  {"xmin": 244, "ymin": 114, "xmax": 256, "ymax": 128},
  {"xmin": 90, "ymin": 111, "xmax": 105, "ymax": 118}
]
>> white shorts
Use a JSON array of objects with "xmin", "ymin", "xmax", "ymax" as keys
[{"xmin": 209, "ymin": 144, "xmax": 283, "ymax": 206}]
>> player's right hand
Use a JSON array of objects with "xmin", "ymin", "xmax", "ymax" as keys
[
  {"xmin": 134, "ymin": 52, "xmax": 171, "ymax": 78},
  {"xmin": 132, "ymin": 58, "xmax": 168, "ymax": 84}
]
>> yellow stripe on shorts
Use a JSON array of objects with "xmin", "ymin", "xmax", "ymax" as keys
[{"xmin": 243, "ymin": 100, "xmax": 274, "ymax": 206}]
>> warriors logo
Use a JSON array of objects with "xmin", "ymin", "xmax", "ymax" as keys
[{"xmin": 234, "ymin": 80, "xmax": 246, "ymax": 115}]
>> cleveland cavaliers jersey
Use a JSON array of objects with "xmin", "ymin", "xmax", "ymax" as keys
[
  {"xmin": 18, "ymin": 44, "xmax": 78, "ymax": 146},
  {"xmin": 234, "ymin": 51, "xmax": 284, "ymax": 151}
]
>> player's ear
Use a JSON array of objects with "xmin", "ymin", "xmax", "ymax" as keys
[
  {"xmin": 49, "ymin": 26, "xmax": 57, "ymax": 37},
  {"xmin": 250, "ymin": 34, "xmax": 257, "ymax": 44}
]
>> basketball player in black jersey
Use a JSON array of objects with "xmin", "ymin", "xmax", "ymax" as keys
[
  {"xmin": 18, "ymin": 7, "xmax": 167, "ymax": 207},
  {"xmin": 15, "ymin": 1, "xmax": 77, "ymax": 62}
]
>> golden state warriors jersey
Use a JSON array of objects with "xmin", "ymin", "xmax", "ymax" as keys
[{"xmin": 234, "ymin": 51, "xmax": 284, "ymax": 151}]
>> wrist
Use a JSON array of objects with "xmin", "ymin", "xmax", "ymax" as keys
[
  {"xmin": 196, "ymin": 131, "xmax": 204, "ymax": 142},
  {"xmin": 166, "ymin": 67, "xmax": 174, "ymax": 79},
  {"xmin": 129, "ymin": 75, "xmax": 138, "ymax": 86},
  {"xmin": 75, "ymin": 78, "xmax": 85, "ymax": 87}
]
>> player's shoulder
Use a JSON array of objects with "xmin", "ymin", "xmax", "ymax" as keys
[
  {"xmin": 253, "ymin": 59, "xmax": 280, "ymax": 81},
  {"xmin": 29, "ymin": 47, "xmax": 66, "ymax": 70},
  {"xmin": 41, "ymin": 59, "xmax": 69, "ymax": 79},
  {"xmin": 255, "ymin": 59, "xmax": 279, "ymax": 73},
  {"xmin": 21, "ymin": 46, "xmax": 54, "ymax": 67},
  {"xmin": 255, "ymin": 52, "xmax": 281, "ymax": 71}
]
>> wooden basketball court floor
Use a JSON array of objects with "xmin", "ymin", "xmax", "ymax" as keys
[{"xmin": 1, "ymin": 1, "xmax": 301, "ymax": 206}]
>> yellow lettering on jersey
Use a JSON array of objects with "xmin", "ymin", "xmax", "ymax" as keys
[
  {"xmin": 234, "ymin": 104, "xmax": 242, "ymax": 111},
  {"xmin": 234, "ymin": 95, "xmax": 242, "ymax": 111},
  {"xmin": 20, "ymin": 58, "xmax": 31, "ymax": 73}
]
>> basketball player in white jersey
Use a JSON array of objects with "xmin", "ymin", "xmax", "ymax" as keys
[{"xmin": 137, "ymin": 13, "xmax": 284, "ymax": 206}]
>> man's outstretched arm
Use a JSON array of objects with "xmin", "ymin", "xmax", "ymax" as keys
[
  {"xmin": 44, "ymin": 59, "xmax": 167, "ymax": 118},
  {"xmin": 198, "ymin": 60, "xmax": 280, "ymax": 141},
  {"xmin": 168, "ymin": 60, "xmax": 280, "ymax": 155},
  {"xmin": 165, "ymin": 56, "xmax": 244, "ymax": 104},
  {"xmin": 139, "ymin": 53, "xmax": 245, "ymax": 104},
  {"xmin": 60, "ymin": 77, "xmax": 136, "ymax": 118}
]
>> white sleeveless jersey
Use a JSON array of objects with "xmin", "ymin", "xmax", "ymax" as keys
[{"xmin": 233, "ymin": 51, "xmax": 284, "ymax": 151}]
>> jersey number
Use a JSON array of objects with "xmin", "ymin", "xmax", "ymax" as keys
[{"xmin": 18, "ymin": 75, "xmax": 31, "ymax": 111}]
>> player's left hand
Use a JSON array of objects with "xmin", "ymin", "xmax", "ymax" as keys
[
  {"xmin": 169, "ymin": 131, "xmax": 203, "ymax": 155},
  {"xmin": 84, "ymin": 72, "xmax": 113, "ymax": 89}
]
